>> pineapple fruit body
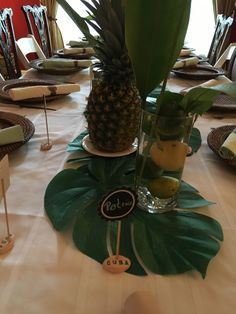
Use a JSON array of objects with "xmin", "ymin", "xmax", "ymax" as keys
[
  {"xmin": 85, "ymin": 79, "xmax": 141, "ymax": 152},
  {"xmin": 80, "ymin": 0, "xmax": 142, "ymax": 152}
]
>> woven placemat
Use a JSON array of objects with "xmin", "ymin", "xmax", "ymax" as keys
[
  {"xmin": 172, "ymin": 65, "xmax": 225, "ymax": 80},
  {"xmin": 0, "ymin": 111, "xmax": 35, "ymax": 158},
  {"xmin": 207, "ymin": 125, "xmax": 236, "ymax": 167},
  {"xmin": 210, "ymin": 94, "xmax": 236, "ymax": 112},
  {"xmin": 0, "ymin": 79, "xmax": 64, "ymax": 103}
]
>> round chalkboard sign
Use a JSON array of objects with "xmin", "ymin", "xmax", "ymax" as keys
[{"xmin": 98, "ymin": 188, "xmax": 137, "ymax": 220}]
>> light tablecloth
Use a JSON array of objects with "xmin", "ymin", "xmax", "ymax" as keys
[{"xmin": 0, "ymin": 69, "xmax": 236, "ymax": 314}]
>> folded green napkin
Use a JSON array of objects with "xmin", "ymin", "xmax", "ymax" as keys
[
  {"xmin": 42, "ymin": 59, "xmax": 92, "ymax": 69},
  {"xmin": 219, "ymin": 127, "xmax": 236, "ymax": 160},
  {"xmin": 0, "ymin": 125, "xmax": 24, "ymax": 146},
  {"xmin": 63, "ymin": 47, "xmax": 95, "ymax": 55},
  {"xmin": 173, "ymin": 56, "xmax": 199, "ymax": 69},
  {"xmin": 68, "ymin": 40, "xmax": 89, "ymax": 47},
  {"xmin": 8, "ymin": 83, "xmax": 81, "ymax": 101}
]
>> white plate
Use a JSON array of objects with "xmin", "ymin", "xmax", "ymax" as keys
[{"xmin": 82, "ymin": 135, "xmax": 138, "ymax": 157}]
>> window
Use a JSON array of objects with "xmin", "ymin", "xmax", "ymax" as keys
[
  {"xmin": 57, "ymin": 0, "xmax": 215, "ymax": 56},
  {"xmin": 57, "ymin": 0, "xmax": 95, "ymax": 45},
  {"xmin": 185, "ymin": 0, "xmax": 215, "ymax": 56}
]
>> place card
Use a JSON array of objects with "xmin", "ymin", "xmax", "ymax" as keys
[
  {"xmin": 98, "ymin": 188, "xmax": 137, "ymax": 274},
  {"xmin": 98, "ymin": 188, "xmax": 137, "ymax": 220},
  {"xmin": 0, "ymin": 154, "xmax": 14, "ymax": 255},
  {"xmin": 40, "ymin": 95, "xmax": 52, "ymax": 151},
  {"xmin": 0, "ymin": 155, "xmax": 10, "ymax": 201}
]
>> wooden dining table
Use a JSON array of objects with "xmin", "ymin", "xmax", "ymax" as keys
[{"xmin": 0, "ymin": 68, "xmax": 236, "ymax": 314}]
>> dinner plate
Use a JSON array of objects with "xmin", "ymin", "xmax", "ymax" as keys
[
  {"xmin": 0, "ymin": 79, "xmax": 64, "ymax": 103},
  {"xmin": 172, "ymin": 65, "xmax": 225, "ymax": 80},
  {"xmin": 30, "ymin": 59, "xmax": 86, "ymax": 75},
  {"xmin": 177, "ymin": 54, "xmax": 209, "ymax": 63},
  {"xmin": 55, "ymin": 49, "xmax": 92, "ymax": 60},
  {"xmin": 207, "ymin": 125, "xmax": 236, "ymax": 167},
  {"xmin": 82, "ymin": 135, "xmax": 138, "ymax": 157},
  {"xmin": 0, "ymin": 111, "xmax": 35, "ymax": 158}
]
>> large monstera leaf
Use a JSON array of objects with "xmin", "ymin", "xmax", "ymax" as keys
[
  {"xmin": 45, "ymin": 156, "xmax": 223, "ymax": 277},
  {"xmin": 125, "ymin": 0, "xmax": 191, "ymax": 99},
  {"xmin": 132, "ymin": 210, "xmax": 222, "ymax": 277}
]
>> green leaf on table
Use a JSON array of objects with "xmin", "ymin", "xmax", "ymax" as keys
[
  {"xmin": 67, "ymin": 130, "xmax": 88, "ymax": 152},
  {"xmin": 67, "ymin": 156, "xmax": 92, "ymax": 164},
  {"xmin": 189, "ymin": 127, "xmax": 202, "ymax": 152},
  {"xmin": 109, "ymin": 218, "xmax": 147, "ymax": 275},
  {"xmin": 181, "ymin": 181, "xmax": 199, "ymax": 193},
  {"xmin": 87, "ymin": 156, "xmax": 135, "ymax": 190},
  {"xmin": 133, "ymin": 210, "xmax": 223, "ymax": 278},
  {"xmin": 44, "ymin": 165, "xmax": 99, "ymax": 230},
  {"xmin": 177, "ymin": 191, "xmax": 215, "ymax": 209},
  {"xmin": 73, "ymin": 201, "xmax": 108, "ymax": 263}
]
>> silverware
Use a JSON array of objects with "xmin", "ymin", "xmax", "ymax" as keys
[{"xmin": 19, "ymin": 105, "xmax": 56, "ymax": 111}]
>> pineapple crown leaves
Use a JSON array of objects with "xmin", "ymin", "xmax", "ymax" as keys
[
  {"xmin": 102, "ymin": 30, "xmax": 123, "ymax": 56},
  {"xmin": 56, "ymin": 0, "xmax": 133, "ymax": 81},
  {"xmin": 81, "ymin": 0, "xmax": 133, "ymax": 80},
  {"xmin": 81, "ymin": 0, "xmax": 124, "ymax": 44},
  {"xmin": 110, "ymin": 0, "xmax": 125, "ymax": 29},
  {"xmin": 56, "ymin": 0, "xmax": 96, "ymax": 45}
]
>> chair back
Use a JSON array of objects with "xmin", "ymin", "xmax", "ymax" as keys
[
  {"xmin": 16, "ymin": 34, "xmax": 46, "ymax": 69},
  {"xmin": 227, "ymin": 47, "xmax": 236, "ymax": 81},
  {"xmin": 208, "ymin": 14, "xmax": 233, "ymax": 65},
  {"xmin": 0, "ymin": 8, "xmax": 21, "ymax": 79},
  {"xmin": 214, "ymin": 42, "xmax": 236, "ymax": 69},
  {"xmin": 22, "ymin": 5, "xmax": 52, "ymax": 58}
]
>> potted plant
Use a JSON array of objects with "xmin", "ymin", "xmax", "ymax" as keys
[
  {"xmin": 124, "ymin": 0, "xmax": 236, "ymax": 212},
  {"xmin": 57, "ymin": 0, "xmax": 236, "ymax": 212}
]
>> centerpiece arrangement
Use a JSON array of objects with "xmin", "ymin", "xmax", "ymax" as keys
[
  {"xmin": 57, "ymin": 0, "xmax": 236, "ymax": 212},
  {"xmin": 46, "ymin": 0, "xmax": 236, "ymax": 276}
]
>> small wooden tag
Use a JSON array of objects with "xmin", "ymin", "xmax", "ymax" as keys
[
  {"xmin": 40, "ymin": 141, "xmax": 52, "ymax": 151},
  {"xmin": 0, "ymin": 155, "xmax": 10, "ymax": 201},
  {"xmin": 0, "ymin": 234, "xmax": 14, "ymax": 255},
  {"xmin": 41, "ymin": 94, "xmax": 52, "ymax": 151},
  {"xmin": 103, "ymin": 255, "xmax": 131, "ymax": 273}
]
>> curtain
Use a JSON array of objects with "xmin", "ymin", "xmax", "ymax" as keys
[
  {"xmin": 212, "ymin": 0, "xmax": 236, "ymax": 18},
  {"xmin": 40, "ymin": 0, "xmax": 64, "ymax": 50}
]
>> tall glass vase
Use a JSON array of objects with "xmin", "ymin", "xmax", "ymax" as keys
[{"xmin": 135, "ymin": 110, "xmax": 193, "ymax": 213}]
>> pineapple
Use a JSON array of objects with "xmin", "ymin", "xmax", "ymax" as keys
[{"xmin": 83, "ymin": 0, "xmax": 142, "ymax": 152}]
